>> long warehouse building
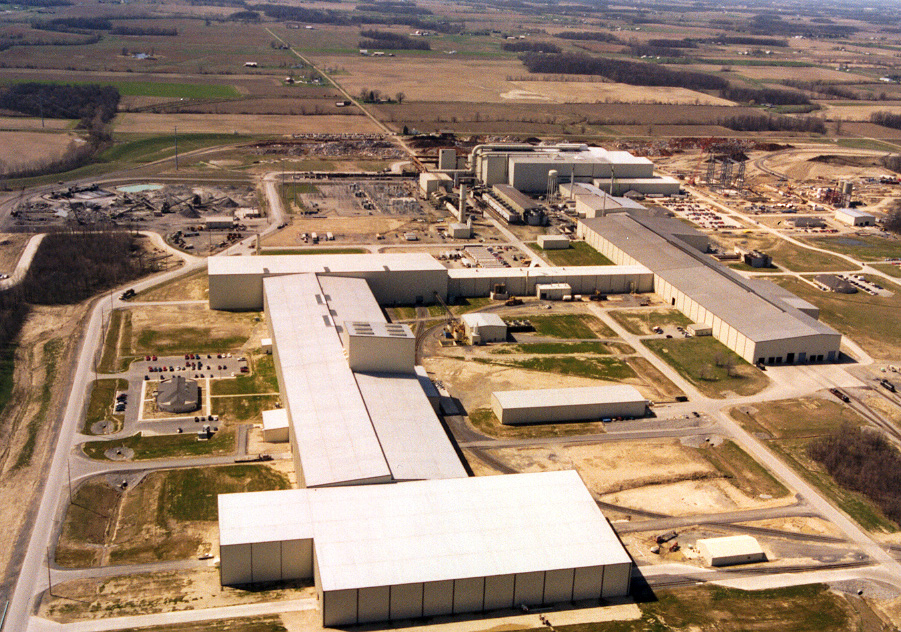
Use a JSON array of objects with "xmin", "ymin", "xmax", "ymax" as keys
[
  {"xmin": 209, "ymin": 253, "xmax": 654, "ymax": 310},
  {"xmin": 219, "ymin": 470, "xmax": 633, "ymax": 626},
  {"xmin": 578, "ymin": 214, "xmax": 842, "ymax": 365}
]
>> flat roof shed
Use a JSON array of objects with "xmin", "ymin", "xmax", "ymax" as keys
[{"xmin": 492, "ymin": 385, "xmax": 647, "ymax": 425}]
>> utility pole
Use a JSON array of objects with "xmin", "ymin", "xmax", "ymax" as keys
[
  {"xmin": 174, "ymin": 126, "xmax": 178, "ymax": 171},
  {"xmin": 46, "ymin": 547, "xmax": 53, "ymax": 597}
]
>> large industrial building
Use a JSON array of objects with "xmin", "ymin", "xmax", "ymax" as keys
[
  {"xmin": 219, "ymin": 471, "xmax": 633, "ymax": 626},
  {"xmin": 470, "ymin": 144, "xmax": 680, "ymax": 196},
  {"xmin": 209, "ymin": 253, "xmax": 654, "ymax": 310},
  {"xmin": 492, "ymin": 385, "xmax": 647, "ymax": 425},
  {"xmin": 215, "ymin": 255, "xmax": 634, "ymax": 625},
  {"xmin": 578, "ymin": 213, "xmax": 842, "ymax": 365}
]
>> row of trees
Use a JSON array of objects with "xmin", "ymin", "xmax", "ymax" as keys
[
  {"xmin": 719, "ymin": 114, "xmax": 825, "ymax": 134},
  {"xmin": 720, "ymin": 85, "xmax": 811, "ymax": 106},
  {"xmin": 356, "ymin": 2, "xmax": 430, "ymax": 16},
  {"xmin": 0, "ymin": 82, "xmax": 120, "ymax": 127},
  {"xmin": 359, "ymin": 29, "xmax": 429, "ymax": 50},
  {"xmin": 871, "ymin": 111, "xmax": 901, "ymax": 131},
  {"xmin": 808, "ymin": 424, "xmax": 901, "ymax": 526},
  {"xmin": 110, "ymin": 25, "xmax": 177, "ymax": 36},
  {"xmin": 782, "ymin": 79, "xmax": 858, "ymax": 100},
  {"xmin": 883, "ymin": 207, "xmax": 901, "ymax": 235},
  {"xmin": 251, "ymin": 3, "xmax": 462, "ymax": 32},
  {"xmin": 501, "ymin": 41, "xmax": 560, "ymax": 53},
  {"xmin": 555, "ymin": 31, "xmax": 622, "ymax": 43},
  {"xmin": 358, "ymin": 87, "xmax": 404, "ymax": 103},
  {"xmin": 33, "ymin": 17, "xmax": 112, "ymax": 32},
  {"xmin": 519, "ymin": 53, "xmax": 729, "ymax": 91}
]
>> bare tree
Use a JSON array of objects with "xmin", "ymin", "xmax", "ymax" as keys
[{"xmin": 395, "ymin": 91, "xmax": 405, "ymax": 104}]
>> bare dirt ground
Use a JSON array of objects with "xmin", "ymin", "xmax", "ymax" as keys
[
  {"xmin": 126, "ymin": 304, "xmax": 260, "ymax": 355},
  {"xmin": 135, "ymin": 269, "xmax": 209, "ymax": 303},
  {"xmin": 40, "ymin": 567, "xmax": 317, "ymax": 623},
  {"xmin": 602, "ymin": 477, "xmax": 791, "ymax": 516},
  {"xmin": 114, "ymin": 113, "xmax": 381, "ymax": 135},
  {"xmin": 0, "ymin": 131, "xmax": 82, "ymax": 171},
  {"xmin": 0, "ymin": 304, "xmax": 88, "ymax": 603},
  {"xmin": 262, "ymin": 217, "xmax": 409, "ymax": 247},
  {"xmin": 0, "ymin": 117, "xmax": 72, "ymax": 130},
  {"xmin": 819, "ymin": 102, "xmax": 901, "ymax": 122},
  {"xmin": 0, "ymin": 233, "xmax": 31, "ymax": 274},
  {"xmin": 501, "ymin": 81, "xmax": 734, "ymax": 105},
  {"xmin": 738, "ymin": 517, "xmax": 845, "ymax": 538}
]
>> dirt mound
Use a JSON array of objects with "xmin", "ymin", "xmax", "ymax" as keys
[{"xmin": 809, "ymin": 154, "xmax": 882, "ymax": 167}]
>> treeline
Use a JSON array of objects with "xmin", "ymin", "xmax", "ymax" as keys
[
  {"xmin": 720, "ymin": 85, "xmax": 811, "ymax": 106},
  {"xmin": 33, "ymin": 17, "xmax": 112, "ymax": 33},
  {"xmin": 707, "ymin": 35, "xmax": 788, "ymax": 47},
  {"xmin": 719, "ymin": 114, "xmax": 825, "ymax": 133},
  {"xmin": 883, "ymin": 207, "xmax": 901, "ymax": 235},
  {"xmin": 227, "ymin": 10, "xmax": 260, "ymax": 21},
  {"xmin": 871, "ymin": 111, "xmax": 901, "ymax": 131},
  {"xmin": 808, "ymin": 425, "xmax": 901, "ymax": 526},
  {"xmin": 519, "ymin": 53, "xmax": 728, "ymax": 91},
  {"xmin": 783, "ymin": 79, "xmax": 857, "ymax": 100},
  {"xmin": 882, "ymin": 155, "xmax": 901, "ymax": 175},
  {"xmin": 110, "ymin": 25, "xmax": 177, "ymax": 36},
  {"xmin": 749, "ymin": 15, "xmax": 856, "ymax": 38},
  {"xmin": 22, "ymin": 231, "xmax": 154, "ymax": 305},
  {"xmin": 0, "ymin": 83, "xmax": 120, "ymax": 127},
  {"xmin": 502, "ymin": 41, "xmax": 560, "ymax": 53},
  {"xmin": 356, "ymin": 1, "xmax": 430, "ymax": 15},
  {"xmin": 359, "ymin": 29, "xmax": 429, "ymax": 50},
  {"xmin": 647, "ymin": 38, "xmax": 697, "ymax": 48},
  {"xmin": 251, "ymin": 3, "xmax": 461, "ymax": 32},
  {"xmin": 629, "ymin": 44, "xmax": 687, "ymax": 58},
  {"xmin": 556, "ymin": 31, "xmax": 622, "ymax": 43},
  {"xmin": 0, "ymin": 33, "xmax": 100, "ymax": 51}
]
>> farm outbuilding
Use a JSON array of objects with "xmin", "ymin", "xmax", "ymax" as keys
[
  {"xmin": 156, "ymin": 376, "xmax": 200, "ymax": 414},
  {"xmin": 697, "ymin": 535, "xmax": 766, "ymax": 567},
  {"xmin": 491, "ymin": 385, "xmax": 647, "ymax": 425},
  {"xmin": 218, "ymin": 470, "xmax": 633, "ymax": 626},
  {"xmin": 835, "ymin": 208, "xmax": 875, "ymax": 226}
]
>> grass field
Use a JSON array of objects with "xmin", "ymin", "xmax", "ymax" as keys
[
  {"xmin": 730, "ymin": 398, "xmax": 895, "ymax": 532},
  {"xmin": 82, "ymin": 429, "xmax": 235, "ymax": 461},
  {"xmin": 99, "ymin": 133, "xmax": 252, "ymax": 165},
  {"xmin": 0, "ymin": 77, "xmax": 240, "ymax": 99},
  {"xmin": 695, "ymin": 440, "xmax": 790, "ymax": 499},
  {"xmin": 644, "ymin": 336, "xmax": 768, "ymax": 398},
  {"xmin": 492, "ymin": 341, "xmax": 615, "ymax": 355},
  {"xmin": 114, "ymin": 113, "xmax": 380, "ymax": 135},
  {"xmin": 770, "ymin": 276, "xmax": 901, "ymax": 359},
  {"xmin": 481, "ymin": 355, "xmax": 636, "ymax": 381},
  {"xmin": 609, "ymin": 309, "xmax": 693, "ymax": 335},
  {"xmin": 803, "ymin": 235, "xmax": 901, "ymax": 262},
  {"xmin": 211, "ymin": 354, "xmax": 278, "ymax": 396},
  {"xmin": 527, "ymin": 241, "xmax": 614, "ymax": 266},
  {"xmin": 211, "ymin": 395, "xmax": 280, "ymax": 423},
  {"xmin": 559, "ymin": 583, "xmax": 857, "ymax": 632},
  {"xmin": 872, "ymin": 263, "xmax": 901, "ymax": 278},
  {"xmin": 84, "ymin": 379, "xmax": 128, "ymax": 435},
  {"xmin": 527, "ymin": 314, "xmax": 611, "ymax": 339},
  {"xmin": 716, "ymin": 233, "xmax": 856, "ymax": 273},
  {"xmin": 56, "ymin": 465, "xmax": 289, "ymax": 567},
  {"xmin": 135, "ymin": 329, "xmax": 247, "ymax": 356}
]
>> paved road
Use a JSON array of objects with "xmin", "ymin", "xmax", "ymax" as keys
[{"xmin": 0, "ymin": 234, "xmax": 44, "ymax": 290}]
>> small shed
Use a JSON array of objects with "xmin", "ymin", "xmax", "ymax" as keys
[
  {"xmin": 537, "ymin": 234, "xmax": 570, "ymax": 250},
  {"xmin": 687, "ymin": 323, "xmax": 712, "ymax": 336},
  {"xmin": 261, "ymin": 337, "xmax": 273, "ymax": 353},
  {"xmin": 262, "ymin": 408, "xmax": 289, "ymax": 443},
  {"xmin": 697, "ymin": 535, "xmax": 766, "ymax": 567},
  {"xmin": 205, "ymin": 215, "xmax": 234, "ymax": 230},
  {"xmin": 835, "ymin": 208, "xmax": 875, "ymax": 227},
  {"xmin": 461, "ymin": 313, "xmax": 507, "ymax": 344},
  {"xmin": 156, "ymin": 376, "xmax": 200, "ymax": 414},
  {"xmin": 449, "ymin": 223, "xmax": 471, "ymax": 239}
]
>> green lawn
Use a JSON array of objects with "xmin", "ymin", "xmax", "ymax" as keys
[
  {"xmin": 492, "ymin": 341, "xmax": 613, "ymax": 355},
  {"xmin": 135, "ymin": 329, "xmax": 247, "ymax": 356},
  {"xmin": 803, "ymin": 235, "xmax": 901, "ymax": 262},
  {"xmin": 527, "ymin": 314, "xmax": 610, "ymax": 339},
  {"xmin": 211, "ymin": 394, "xmax": 279, "ymax": 423},
  {"xmin": 553, "ymin": 584, "xmax": 855, "ymax": 632},
  {"xmin": 527, "ymin": 241, "xmax": 615, "ymax": 266},
  {"xmin": 100, "ymin": 133, "xmax": 252, "ymax": 165},
  {"xmin": 644, "ymin": 336, "xmax": 768, "ymax": 398},
  {"xmin": 84, "ymin": 379, "xmax": 128, "ymax": 434},
  {"xmin": 609, "ymin": 308, "xmax": 692, "ymax": 335},
  {"xmin": 872, "ymin": 263, "xmax": 901, "ymax": 278},
  {"xmin": 770, "ymin": 276, "xmax": 901, "ymax": 359},
  {"xmin": 211, "ymin": 354, "xmax": 278, "ymax": 395},
  {"xmin": 82, "ymin": 429, "xmax": 236, "ymax": 461}
]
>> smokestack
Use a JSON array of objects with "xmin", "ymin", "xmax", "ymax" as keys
[{"xmin": 458, "ymin": 184, "xmax": 466, "ymax": 222}]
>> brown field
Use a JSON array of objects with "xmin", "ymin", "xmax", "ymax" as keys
[
  {"xmin": 820, "ymin": 102, "xmax": 901, "ymax": 121},
  {"xmin": 0, "ymin": 117, "xmax": 73, "ymax": 131},
  {"xmin": 144, "ymin": 97, "xmax": 358, "ymax": 116},
  {"xmin": 310, "ymin": 55, "xmax": 736, "ymax": 106},
  {"xmin": 0, "ymin": 131, "xmax": 83, "ymax": 171},
  {"xmin": 114, "ymin": 113, "xmax": 380, "ymax": 135}
]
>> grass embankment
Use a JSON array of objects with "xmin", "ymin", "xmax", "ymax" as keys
[
  {"xmin": 609, "ymin": 308, "xmax": 692, "ymax": 335},
  {"xmin": 771, "ymin": 276, "xmax": 901, "ymax": 359},
  {"xmin": 83, "ymin": 379, "xmax": 128, "ymax": 435},
  {"xmin": 135, "ymin": 329, "xmax": 246, "ymax": 356},
  {"xmin": 696, "ymin": 440, "xmax": 790, "ymax": 499},
  {"xmin": 554, "ymin": 583, "xmax": 857, "ymax": 632},
  {"xmin": 261, "ymin": 248, "xmax": 368, "ymax": 255},
  {"xmin": 98, "ymin": 309, "xmax": 131, "ymax": 373},
  {"xmin": 489, "ymin": 355, "xmax": 636, "ymax": 381},
  {"xmin": 16, "ymin": 338, "xmax": 63, "ymax": 469},
  {"xmin": 644, "ymin": 336, "xmax": 768, "ymax": 398},
  {"xmin": 492, "ymin": 341, "xmax": 624, "ymax": 355},
  {"xmin": 528, "ymin": 241, "xmax": 615, "ymax": 266},
  {"xmin": 133, "ymin": 269, "xmax": 209, "ymax": 303},
  {"xmin": 99, "ymin": 133, "xmax": 252, "ymax": 165},
  {"xmin": 56, "ymin": 465, "xmax": 289, "ymax": 567},
  {"xmin": 468, "ymin": 408, "xmax": 606, "ymax": 440},
  {"xmin": 731, "ymin": 398, "xmax": 897, "ymax": 532},
  {"xmin": 82, "ymin": 429, "xmax": 236, "ymax": 461}
]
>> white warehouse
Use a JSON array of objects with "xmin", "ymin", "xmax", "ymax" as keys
[
  {"xmin": 492, "ymin": 385, "xmax": 647, "ymax": 425},
  {"xmin": 219, "ymin": 470, "xmax": 633, "ymax": 626}
]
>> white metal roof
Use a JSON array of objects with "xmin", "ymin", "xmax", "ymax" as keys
[
  {"xmin": 219, "ymin": 470, "xmax": 631, "ymax": 589},
  {"xmin": 836, "ymin": 208, "xmax": 875, "ymax": 218},
  {"xmin": 447, "ymin": 264, "xmax": 652, "ymax": 281},
  {"xmin": 317, "ymin": 276, "xmax": 385, "ymax": 326},
  {"xmin": 261, "ymin": 408, "xmax": 289, "ymax": 432},
  {"xmin": 264, "ymin": 274, "xmax": 391, "ymax": 487},
  {"xmin": 209, "ymin": 252, "xmax": 447, "ymax": 277},
  {"xmin": 493, "ymin": 385, "xmax": 646, "ymax": 411},
  {"xmin": 461, "ymin": 312, "xmax": 506, "ymax": 328},
  {"xmin": 354, "ymin": 372, "xmax": 467, "ymax": 481}
]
